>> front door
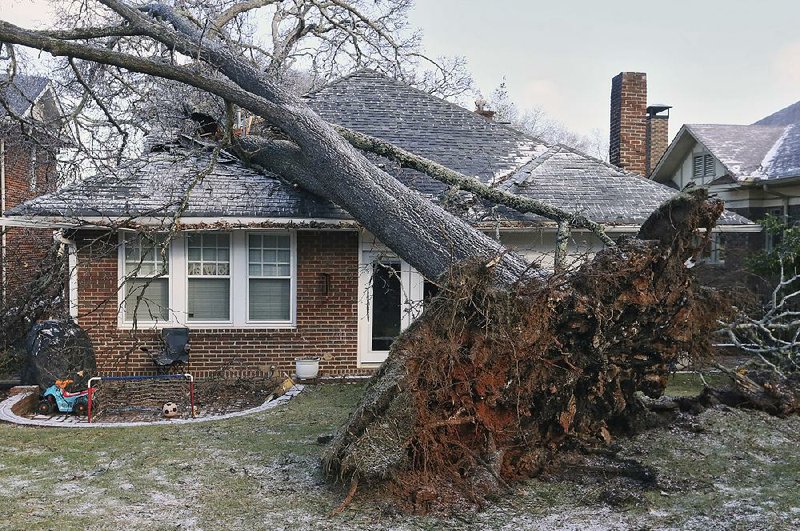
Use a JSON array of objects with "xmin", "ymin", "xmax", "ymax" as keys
[{"xmin": 358, "ymin": 249, "xmax": 425, "ymax": 366}]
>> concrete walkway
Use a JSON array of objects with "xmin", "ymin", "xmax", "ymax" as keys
[{"xmin": 0, "ymin": 385, "xmax": 305, "ymax": 428}]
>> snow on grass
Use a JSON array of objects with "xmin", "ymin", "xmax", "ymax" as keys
[{"xmin": 0, "ymin": 382, "xmax": 797, "ymax": 529}]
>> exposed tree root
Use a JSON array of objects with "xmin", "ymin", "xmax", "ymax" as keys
[{"xmin": 323, "ymin": 189, "xmax": 726, "ymax": 512}]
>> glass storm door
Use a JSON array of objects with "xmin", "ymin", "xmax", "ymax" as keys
[{"xmin": 358, "ymin": 252, "xmax": 425, "ymax": 366}]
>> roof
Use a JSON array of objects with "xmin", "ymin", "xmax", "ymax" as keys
[
  {"xmin": 304, "ymin": 70, "xmax": 547, "ymax": 194},
  {"xmin": 755, "ymin": 100, "xmax": 800, "ymax": 127},
  {"xmin": 0, "ymin": 74, "xmax": 50, "ymax": 119},
  {"xmin": 10, "ymin": 146, "xmax": 347, "ymax": 220},
  {"xmin": 6, "ymin": 70, "xmax": 753, "ymax": 229},
  {"xmin": 493, "ymin": 144, "xmax": 750, "ymax": 226},
  {"xmin": 653, "ymin": 99, "xmax": 800, "ymax": 183}
]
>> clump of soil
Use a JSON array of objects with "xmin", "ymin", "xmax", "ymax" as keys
[{"xmin": 323, "ymin": 189, "xmax": 728, "ymax": 512}]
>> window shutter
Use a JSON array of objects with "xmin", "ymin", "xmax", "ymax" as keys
[
  {"xmin": 693, "ymin": 155, "xmax": 704, "ymax": 178},
  {"xmin": 704, "ymin": 154, "xmax": 715, "ymax": 178}
]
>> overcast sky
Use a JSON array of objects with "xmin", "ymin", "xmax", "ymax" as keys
[
  {"xmin": 5, "ymin": 0, "xmax": 800, "ymax": 142},
  {"xmin": 409, "ymin": 0, "xmax": 800, "ymax": 140}
]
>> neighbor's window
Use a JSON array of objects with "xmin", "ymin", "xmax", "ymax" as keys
[
  {"xmin": 248, "ymin": 233, "xmax": 291, "ymax": 321},
  {"xmin": 187, "ymin": 233, "xmax": 231, "ymax": 321},
  {"xmin": 699, "ymin": 233, "xmax": 726, "ymax": 265},
  {"xmin": 123, "ymin": 234, "xmax": 170, "ymax": 322},
  {"xmin": 692, "ymin": 153, "xmax": 715, "ymax": 182}
]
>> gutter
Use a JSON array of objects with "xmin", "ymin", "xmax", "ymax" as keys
[{"xmin": 53, "ymin": 230, "xmax": 79, "ymax": 321}]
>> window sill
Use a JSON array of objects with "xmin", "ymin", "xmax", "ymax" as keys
[{"xmin": 118, "ymin": 321, "xmax": 297, "ymax": 331}]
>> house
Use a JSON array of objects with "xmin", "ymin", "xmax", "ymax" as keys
[
  {"xmin": 650, "ymin": 98, "xmax": 800, "ymax": 262},
  {"xmin": 0, "ymin": 74, "xmax": 62, "ymax": 307},
  {"xmin": 0, "ymin": 70, "xmax": 757, "ymax": 377}
]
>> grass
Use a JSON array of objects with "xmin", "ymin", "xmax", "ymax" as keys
[{"xmin": 0, "ymin": 382, "xmax": 798, "ymax": 530}]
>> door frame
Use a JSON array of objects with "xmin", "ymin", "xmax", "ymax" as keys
[{"xmin": 357, "ymin": 233, "xmax": 424, "ymax": 367}]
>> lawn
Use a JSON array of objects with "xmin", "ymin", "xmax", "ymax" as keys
[{"xmin": 0, "ymin": 379, "xmax": 798, "ymax": 530}]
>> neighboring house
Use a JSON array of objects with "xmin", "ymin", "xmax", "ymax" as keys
[
  {"xmin": 1, "ymin": 70, "xmax": 757, "ymax": 377},
  {"xmin": 650, "ymin": 99, "xmax": 800, "ymax": 262},
  {"xmin": 0, "ymin": 74, "xmax": 62, "ymax": 307}
]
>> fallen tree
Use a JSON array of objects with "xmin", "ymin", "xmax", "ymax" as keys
[
  {"xmin": 0, "ymin": 0, "xmax": 749, "ymax": 514},
  {"xmin": 322, "ymin": 189, "xmax": 726, "ymax": 511}
]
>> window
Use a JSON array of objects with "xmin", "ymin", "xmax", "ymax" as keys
[
  {"xmin": 187, "ymin": 233, "xmax": 231, "ymax": 321},
  {"xmin": 692, "ymin": 153, "xmax": 715, "ymax": 182},
  {"xmin": 118, "ymin": 230, "xmax": 296, "ymax": 328},
  {"xmin": 699, "ymin": 233, "xmax": 725, "ymax": 265},
  {"xmin": 248, "ymin": 234, "xmax": 291, "ymax": 321},
  {"xmin": 123, "ymin": 234, "xmax": 169, "ymax": 322}
]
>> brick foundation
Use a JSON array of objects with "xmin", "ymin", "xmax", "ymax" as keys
[{"xmin": 75, "ymin": 230, "xmax": 372, "ymax": 378}]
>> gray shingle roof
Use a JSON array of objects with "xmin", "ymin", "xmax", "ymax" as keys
[
  {"xmin": 755, "ymin": 100, "xmax": 800, "ymax": 127},
  {"xmin": 686, "ymin": 124, "xmax": 787, "ymax": 178},
  {"xmin": 655, "ymin": 99, "xmax": 800, "ymax": 183},
  {"xmin": 492, "ymin": 145, "xmax": 750, "ymax": 226},
  {"xmin": 7, "ymin": 70, "xmax": 753, "ymax": 228},
  {"xmin": 0, "ymin": 74, "xmax": 49, "ymax": 119},
  {"xmin": 10, "ymin": 147, "xmax": 347, "ymax": 220},
  {"xmin": 305, "ymin": 70, "xmax": 548, "ymax": 194}
]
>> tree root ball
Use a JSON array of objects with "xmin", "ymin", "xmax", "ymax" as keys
[{"xmin": 322, "ymin": 189, "xmax": 726, "ymax": 512}]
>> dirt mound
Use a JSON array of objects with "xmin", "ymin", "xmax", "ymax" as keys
[{"xmin": 322, "ymin": 189, "xmax": 726, "ymax": 512}]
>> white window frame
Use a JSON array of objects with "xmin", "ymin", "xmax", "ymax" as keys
[
  {"xmin": 118, "ymin": 232, "xmax": 172, "ymax": 325},
  {"xmin": 245, "ymin": 232, "xmax": 296, "ymax": 325},
  {"xmin": 185, "ymin": 232, "xmax": 233, "ymax": 325},
  {"xmin": 117, "ymin": 230, "xmax": 297, "ymax": 330}
]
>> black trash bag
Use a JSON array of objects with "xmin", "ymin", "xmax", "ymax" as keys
[{"xmin": 20, "ymin": 320, "xmax": 96, "ymax": 391}]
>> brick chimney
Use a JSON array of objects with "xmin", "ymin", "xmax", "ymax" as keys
[
  {"xmin": 609, "ymin": 72, "xmax": 671, "ymax": 177},
  {"xmin": 646, "ymin": 104, "xmax": 671, "ymax": 175},
  {"xmin": 609, "ymin": 72, "xmax": 647, "ymax": 175}
]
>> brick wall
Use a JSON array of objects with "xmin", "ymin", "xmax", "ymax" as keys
[
  {"xmin": 610, "ymin": 72, "xmax": 648, "ymax": 176},
  {"xmin": 646, "ymin": 115, "xmax": 669, "ymax": 176},
  {"xmin": 1, "ymin": 133, "xmax": 59, "ymax": 304},
  {"xmin": 74, "ymin": 230, "xmax": 371, "ymax": 378}
]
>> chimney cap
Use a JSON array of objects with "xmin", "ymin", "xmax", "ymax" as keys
[{"xmin": 647, "ymin": 104, "xmax": 672, "ymax": 117}]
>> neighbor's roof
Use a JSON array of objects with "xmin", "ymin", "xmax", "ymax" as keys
[
  {"xmin": 0, "ymin": 74, "xmax": 50, "ymax": 119},
  {"xmin": 652, "ymin": 99, "xmax": 800, "ymax": 183},
  {"xmin": 6, "ymin": 70, "xmax": 753, "ymax": 228},
  {"xmin": 755, "ymin": 100, "xmax": 800, "ymax": 127}
]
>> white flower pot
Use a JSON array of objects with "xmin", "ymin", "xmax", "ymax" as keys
[{"xmin": 295, "ymin": 358, "xmax": 320, "ymax": 379}]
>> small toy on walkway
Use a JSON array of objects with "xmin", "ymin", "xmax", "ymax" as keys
[{"xmin": 37, "ymin": 378, "xmax": 91, "ymax": 416}]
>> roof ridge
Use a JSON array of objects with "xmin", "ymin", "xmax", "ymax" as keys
[{"xmin": 302, "ymin": 67, "xmax": 380, "ymax": 98}]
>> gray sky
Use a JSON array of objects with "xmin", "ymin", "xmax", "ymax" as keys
[
  {"xmin": 409, "ymin": 0, "xmax": 800, "ymax": 140},
  {"xmin": 5, "ymin": 0, "xmax": 800, "ymax": 142}
]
